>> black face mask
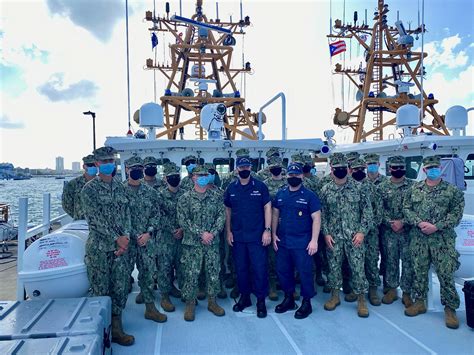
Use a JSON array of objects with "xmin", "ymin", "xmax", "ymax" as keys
[
  {"xmin": 130, "ymin": 169, "xmax": 144, "ymax": 180},
  {"xmin": 145, "ymin": 166, "xmax": 157, "ymax": 177},
  {"xmin": 391, "ymin": 170, "xmax": 406, "ymax": 179},
  {"xmin": 238, "ymin": 170, "xmax": 251, "ymax": 179},
  {"xmin": 111, "ymin": 167, "xmax": 117, "ymax": 177},
  {"xmin": 167, "ymin": 174, "xmax": 181, "ymax": 187},
  {"xmin": 287, "ymin": 177, "xmax": 302, "ymax": 187},
  {"xmin": 352, "ymin": 170, "xmax": 366, "ymax": 181},
  {"xmin": 270, "ymin": 167, "xmax": 282, "ymax": 176},
  {"xmin": 302, "ymin": 164, "xmax": 312, "ymax": 174},
  {"xmin": 333, "ymin": 167, "xmax": 348, "ymax": 179}
]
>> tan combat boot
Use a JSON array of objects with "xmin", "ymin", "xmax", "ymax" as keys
[
  {"xmin": 344, "ymin": 291, "xmax": 358, "ymax": 302},
  {"xmin": 382, "ymin": 288, "xmax": 398, "ymax": 304},
  {"xmin": 357, "ymin": 294, "xmax": 369, "ymax": 318},
  {"xmin": 269, "ymin": 278, "xmax": 278, "ymax": 301},
  {"xmin": 324, "ymin": 289, "xmax": 341, "ymax": 311},
  {"xmin": 184, "ymin": 300, "xmax": 196, "ymax": 321},
  {"xmin": 111, "ymin": 315, "xmax": 135, "ymax": 346},
  {"xmin": 197, "ymin": 288, "xmax": 206, "ymax": 300},
  {"xmin": 135, "ymin": 292, "xmax": 144, "ymax": 304},
  {"xmin": 161, "ymin": 293, "xmax": 175, "ymax": 312},
  {"xmin": 208, "ymin": 297, "xmax": 225, "ymax": 317},
  {"xmin": 368, "ymin": 286, "xmax": 381, "ymax": 306},
  {"xmin": 145, "ymin": 303, "xmax": 167, "ymax": 323},
  {"xmin": 404, "ymin": 300, "xmax": 427, "ymax": 317},
  {"xmin": 402, "ymin": 292, "xmax": 413, "ymax": 308},
  {"xmin": 444, "ymin": 306, "xmax": 459, "ymax": 329}
]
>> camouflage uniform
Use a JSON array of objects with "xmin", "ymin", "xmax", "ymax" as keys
[
  {"xmin": 123, "ymin": 156, "xmax": 161, "ymax": 304},
  {"xmin": 403, "ymin": 156, "xmax": 464, "ymax": 310},
  {"xmin": 62, "ymin": 154, "xmax": 95, "ymax": 220},
  {"xmin": 81, "ymin": 147, "xmax": 131, "ymax": 316},
  {"xmin": 157, "ymin": 162, "xmax": 185, "ymax": 294},
  {"xmin": 143, "ymin": 156, "xmax": 164, "ymax": 190},
  {"xmin": 351, "ymin": 158, "xmax": 383, "ymax": 288},
  {"xmin": 180, "ymin": 155, "xmax": 198, "ymax": 191},
  {"xmin": 320, "ymin": 155, "xmax": 372, "ymax": 295},
  {"xmin": 177, "ymin": 166, "xmax": 226, "ymax": 301},
  {"xmin": 378, "ymin": 156, "xmax": 414, "ymax": 294}
]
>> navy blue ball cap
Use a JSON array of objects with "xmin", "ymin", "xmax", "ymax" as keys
[
  {"xmin": 287, "ymin": 163, "xmax": 303, "ymax": 175},
  {"xmin": 236, "ymin": 156, "xmax": 252, "ymax": 167}
]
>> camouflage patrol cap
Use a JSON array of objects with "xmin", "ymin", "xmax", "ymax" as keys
[
  {"xmin": 266, "ymin": 147, "xmax": 280, "ymax": 158},
  {"xmin": 350, "ymin": 157, "xmax": 366, "ymax": 169},
  {"xmin": 330, "ymin": 153, "xmax": 348, "ymax": 168},
  {"xmin": 203, "ymin": 162, "xmax": 216, "ymax": 171},
  {"xmin": 291, "ymin": 152, "xmax": 305, "ymax": 165},
  {"xmin": 183, "ymin": 155, "xmax": 197, "ymax": 164},
  {"xmin": 302, "ymin": 154, "xmax": 313, "ymax": 165},
  {"xmin": 235, "ymin": 148, "xmax": 250, "ymax": 157},
  {"xmin": 346, "ymin": 151, "xmax": 360, "ymax": 162},
  {"xmin": 93, "ymin": 146, "xmax": 117, "ymax": 161},
  {"xmin": 124, "ymin": 156, "xmax": 144, "ymax": 168},
  {"xmin": 82, "ymin": 154, "xmax": 96, "ymax": 164},
  {"xmin": 191, "ymin": 165, "xmax": 209, "ymax": 175},
  {"xmin": 267, "ymin": 156, "xmax": 283, "ymax": 168},
  {"xmin": 364, "ymin": 153, "xmax": 380, "ymax": 164},
  {"xmin": 143, "ymin": 156, "xmax": 159, "ymax": 166},
  {"xmin": 163, "ymin": 162, "xmax": 180, "ymax": 176},
  {"xmin": 423, "ymin": 155, "xmax": 441, "ymax": 168},
  {"xmin": 387, "ymin": 155, "xmax": 406, "ymax": 167}
]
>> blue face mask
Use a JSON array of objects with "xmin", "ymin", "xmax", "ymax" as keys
[
  {"xmin": 426, "ymin": 167, "xmax": 441, "ymax": 180},
  {"xmin": 207, "ymin": 173, "xmax": 215, "ymax": 184},
  {"xmin": 310, "ymin": 168, "xmax": 317, "ymax": 176},
  {"xmin": 86, "ymin": 166, "xmax": 98, "ymax": 176},
  {"xmin": 187, "ymin": 163, "xmax": 196, "ymax": 174},
  {"xmin": 367, "ymin": 164, "xmax": 379, "ymax": 174},
  {"xmin": 196, "ymin": 175, "xmax": 209, "ymax": 187},
  {"xmin": 99, "ymin": 162, "xmax": 115, "ymax": 176}
]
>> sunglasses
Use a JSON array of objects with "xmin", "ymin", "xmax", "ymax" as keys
[
  {"xmin": 352, "ymin": 167, "xmax": 365, "ymax": 172},
  {"xmin": 85, "ymin": 163, "xmax": 95, "ymax": 167},
  {"xmin": 185, "ymin": 160, "xmax": 196, "ymax": 166},
  {"xmin": 390, "ymin": 166, "xmax": 405, "ymax": 170},
  {"xmin": 425, "ymin": 166, "xmax": 440, "ymax": 170}
]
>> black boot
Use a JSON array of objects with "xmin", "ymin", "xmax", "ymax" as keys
[
  {"xmin": 275, "ymin": 293, "xmax": 297, "ymax": 314},
  {"xmin": 295, "ymin": 298, "xmax": 312, "ymax": 319},
  {"xmin": 232, "ymin": 294, "xmax": 252, "ymax": 312},
  {"xmin": 256, "ymin": 298, "xmax": 267, "ymax": 318}
]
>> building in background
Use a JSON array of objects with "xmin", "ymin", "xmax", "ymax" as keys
[
  {"xmin": 72, "ymin": 162, "xmax": 81, "ymax": 172},
  {"xmin": 55, "ymin": 156, "xmax": 64, "ymax": 173}
]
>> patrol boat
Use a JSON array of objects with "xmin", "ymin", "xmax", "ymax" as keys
[{"xmin": 6, "ymin": 0, "xmax": 474, "ymax": 354}]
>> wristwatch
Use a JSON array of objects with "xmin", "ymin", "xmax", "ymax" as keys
[{"xmin": 264, "ymin": 227, "xmax": 272, "ymax": 232}]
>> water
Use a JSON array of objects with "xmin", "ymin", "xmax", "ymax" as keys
[{"xmin": 0, "ymin": 177, "xmax": 67, "ymax": 226}]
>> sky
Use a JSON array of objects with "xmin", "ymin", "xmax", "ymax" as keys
[{"xmin": 1, "ymin": 0, "xmax": 473, "ymax": 169}]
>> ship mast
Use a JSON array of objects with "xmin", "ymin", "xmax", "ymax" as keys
[
  {"xmin": 143, "ymin": 0, "xmax": 260, "ymax": 140},
  {"xmin": 328, "ymin": 0, "xmax": 449, "ymax": 143}
]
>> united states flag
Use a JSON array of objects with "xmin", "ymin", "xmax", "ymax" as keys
[{"xmin": 329, "ymin": 40, "xmax": 347, "ymax": 57}]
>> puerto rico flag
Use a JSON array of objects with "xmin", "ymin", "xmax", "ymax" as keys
[{"xmin": 329, "ymin": 40, "xmax": 347, "ymax": 57}]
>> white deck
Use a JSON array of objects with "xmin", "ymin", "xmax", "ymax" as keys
[{"xmin": 113, "ymin": 273, "xmax": 473, "ymax": 355}]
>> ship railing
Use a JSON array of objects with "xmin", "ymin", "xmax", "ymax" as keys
[
  {"xmin": 16, "ymin": 193, "xmax": 71, "ymax": 300},
  {"xmin": 258, "ymin": 92, "xmax": 286, "ymax": 141}
]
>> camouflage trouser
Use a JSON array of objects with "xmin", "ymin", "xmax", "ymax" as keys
[
  {"xmin": 382, "ymin": 228, "xmax": 413, "ymax": 293},
  {"xmin": 198, "ymin": 231, "xmax": 226, "ymax": 291},
  {"xmin": 156, "ymin": 236, "xmax": 183, "ymax": 294},
  {"xmin": 364, "ymin": 228, "xmax": 381, "ymax": 287},
  {"xmin": 181, "ymin": 244, "xmax": 221, "ymax": 301},
  {"xmin": 85, "ymin": 244, "xmax": 129, "ymax": 316},
  {"xmin": 327, "ymin": 237, "xmax": 368, "ymax": 294},
  {"xmin": 378, "ymin": 226, "xmax": 387, "ymax": 280},
  {"xmin": 410, "ymin": 231, "xmax": 460, "ymax": 309},
  {"xmin": 129, "ymin": 239, "xmax": 157, "ymax": 303}
]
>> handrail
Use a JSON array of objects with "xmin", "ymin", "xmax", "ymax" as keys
[{"xmin": 258, "ymin": 92, "xmax": 287, "ymax": 141}]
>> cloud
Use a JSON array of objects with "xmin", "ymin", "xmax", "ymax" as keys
[
  {"xmin": 0, "ymin": 63, "xmax": 28, "ymax": 97},
  {"xmin": 37, "ymin": 73, "xmax": 98, "ymax": 102},
  {"xmin": 421, "ymin": 34, "xmax": 469, "ymax": 70},
  {"xmin": 0, "ymin": 114, "xmax": 25, "ymax": 129},
  {"xmin": 22, "ymin": 44, "xmax": 49, "ymax": 64},
  {"xmin": 46, "ymin": 0, "xmax": 124, "ymax": 42}
]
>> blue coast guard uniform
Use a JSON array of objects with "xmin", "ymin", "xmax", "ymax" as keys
[
  {"xmin": 224, "ymin": 158, "xmax": 271, "ymax": 300},
  {"xmin": 273, "ymin": 169, "xmax": 321, "ymax": 299}
]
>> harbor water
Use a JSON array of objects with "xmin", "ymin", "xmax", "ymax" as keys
[{"xmin": 0, "ymin": 177, "xmax": 66, "ymax": 226}]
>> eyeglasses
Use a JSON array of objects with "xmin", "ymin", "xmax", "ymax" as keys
[
  {"xmin": 185, "ymin": 160, "xmax": 196, "ymax": 166},
  {"xmin": 352, "ymin": 167, "xmax": 365, "ymax": 172},
  {"xmin": 390, "ymin": 166, "xmax": 405, "ymax": 170},
  {"xmin": 85, "ymin": 163, "xmax": 95, "ymax": 167},
  {"xmin": 425, "ymin": 166, "xmax": 440, "ymax": 170}
]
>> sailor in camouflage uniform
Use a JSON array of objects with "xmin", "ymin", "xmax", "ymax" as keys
[
  {"xmin": 177, "ymin": 165, "xmax": 226, "ymax": 321},
  {"xmin": 320, "ymin": 154, "xmax": 373, "ymax": 318},
  {"xmin": 349, "ymin": 157, "xmax": 383, "ymax": 306},
  {"xmin": 143, "ymin": 156, "xmax": 163, "ymax": 190},
  {"xmin": 180, "ymin": 155, "xmax": 198, "ymax": 190},
  {"xmin": 156, "ymin": 162, "xmax": 185, "ymax": 312},
  {"xmin": 123, "ymin": 156, "xmax": 167, "ymax": 324},
  {"xmin": 62, "ymin": 154, "xmax": 96, "ymax": 220},
  {"xmin": 378, "ymin": 156, "xmax": 414, "ymax": 308},
  {"xmin": 256, "ymin": 147, "xmax": 281, "ymax": 181},
  {"xmin": 263, "ymin": 156, "xmax": 286, "ymax": 300},
  {"xmin": 403, "ymin": 156, "xmax": 464, "ymax": 329},
  {"xmin": 81, "ymin": 147, "xmax": 134, "ymax": 346}
]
